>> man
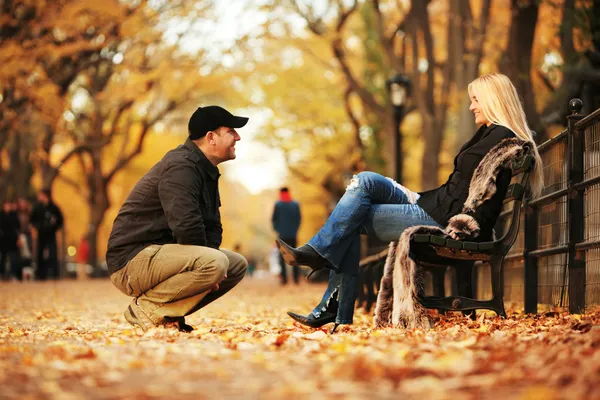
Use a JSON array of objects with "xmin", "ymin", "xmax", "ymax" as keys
[
  {"xmin": 106, "ymin": 105, "xmax": 249, "ymax": 332},
  {"xmin": 30, "ymin": 191, "xmax": 63, "ymax": 280},
  {"xmin": 271, "ymin": 187, "xmax": 301, "ymax": 285}
]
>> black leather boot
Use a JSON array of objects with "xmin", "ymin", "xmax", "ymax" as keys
[
  {"xmin": 287, "ymin": 311, "xmax": 336, "ymax": 328},
  {"xmin": 276, "ymin": 239, "xmax": 334, "ymax": 278},
  {"xmin": 287, "ymin": 290, "xmax": 340, "ymax": 333}
]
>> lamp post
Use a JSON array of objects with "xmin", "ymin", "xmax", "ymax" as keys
[{"xmin": 386, "ymin": 74, "xmax": 411, "ymax": 184}]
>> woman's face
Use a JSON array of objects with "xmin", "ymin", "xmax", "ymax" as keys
[{"xmin": 469, "ymin": 94, "xmax": 491, "ymax": 126}]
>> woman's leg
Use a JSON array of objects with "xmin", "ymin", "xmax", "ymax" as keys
[
  {"xmin": 311, "ymin": 234, "xmax": 360, "ymax": 325},
  {"xmin": 308, "ymin": 172, "xmax": 417, "ymax": 270},
  {"xmin": 362, "ymin": 204, "xmax": 442, "ymax": 241},
  {"xmin": 309, "ymin": 203, "xmax": 441, "ymax": 325}
]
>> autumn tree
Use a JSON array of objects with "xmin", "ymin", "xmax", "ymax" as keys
[
  {"xmin": 49, "ymin": 1, "xmax": 241, "ymax": 266},
  {"xmin": 0, "ymin": 1, "xmax": 141, "ymax": 199},
  {"xmin": 542, "ymin": 0, "xmax": 600, "ymax": 124}
]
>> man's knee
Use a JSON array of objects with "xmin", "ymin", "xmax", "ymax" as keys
[
  {"xmin": 192, "ymin": 250, "xmax": 229, "ymax": 285},
  {"xmin": 231, "ymin": 253, "xmax": 248, "ymax": 275}
]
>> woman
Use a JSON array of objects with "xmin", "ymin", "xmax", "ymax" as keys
[{"xmin": 277, "ymin": 73, "xmax": 544, "ymax": 332}]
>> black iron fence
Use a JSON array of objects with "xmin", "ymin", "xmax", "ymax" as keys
[
  {"xmin": 492, "ymin": 99, "xmax": 600, "ymax": 313},
  {"xmin": 358, "ymin": 98, "xmax": 600, "ymax": 314}
]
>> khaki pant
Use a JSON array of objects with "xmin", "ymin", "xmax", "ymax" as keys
[{"xmin": 111, "ymin": 244, "xmax": 248, "ymax": 324}]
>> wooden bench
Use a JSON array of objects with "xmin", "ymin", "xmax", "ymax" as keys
[{"xmin": 357, "ymin": 152, "xmax": 535, "ymax": 318}]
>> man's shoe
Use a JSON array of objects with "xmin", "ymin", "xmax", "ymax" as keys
[
  {"xmin": 164, "ymin": 316, "xmax": 195, "ymax": 333},
  {"xmin": 124, "ymin": 300, "xmax": 157, "ymax": 332},
  {"xmin": 276, "ymin": 240, "xmax": 333, "ymax": 278}
]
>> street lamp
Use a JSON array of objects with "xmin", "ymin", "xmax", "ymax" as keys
[{"xmin": 386, "ymin": 74, "xmax": 411, "ymax": 184}]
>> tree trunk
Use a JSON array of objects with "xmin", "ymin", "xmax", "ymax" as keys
[
  {"xmin": 453, "ymin": 0, "xmax": 490, "ymax": 153},
  {"xmin": 410, "ymin": 0, "xmax": 445, "ymax": 191},
  {"xmin": 500, "ymin": 0, "xmax": 544, "ymax": 142},
  {"xmin": 86, "ymin": 197, "xmax": 108, "ymax": 269},
  {"xmin": 85, "ymin": 146, "xmax": 109, "ymax": 268},
  {"xmin": 421, "ymin": 114, "xmax": 440, "ymax": 190}
]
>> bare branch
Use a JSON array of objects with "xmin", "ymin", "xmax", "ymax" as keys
[
  {"xmin": 536, "ymin": 69, "xmax": 557, "ymax": 92},
  {"xmin": 343, "ymin": 87, "xmax": 363, "ymax": 151},
  {"xmin": 106, "ymin": 99, "xmax": 135, "ymax": 143},
  {"xmin": 46, "ymin": 145, "xmax": 92, "ymax": 185},
  {"xmin": 56, "ymin": 174, "xmax": 87, "ymax": 200},
  {"xmin": 290, "ymin": 0, "xmax": 386, "ymax": 117},
  {"xmin": 472, "ymin": 0, "xmax": 492, "ymax": 71},
  {"xmin": 561, "ymin": 0, "xmax": 576, "ymax": 62},
  {"xmin": 335, "ymin": 0, "xmax": 358, "ymax": 32},
  {"xmin": 371, "ymin": 0, "xmax": 407, "ymax": 71},
  {"xmin": 105, "ymin": 100, "xmax": 177, "ymax": 183}
]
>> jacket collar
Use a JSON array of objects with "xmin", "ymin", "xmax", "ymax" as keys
[
  {"xmin": 458, "ymin": 123, "xmax": 497, "ymax": 154},
  {"xmin": 184, "ymin": 138, "xmax": 220, "ymax": 180}
]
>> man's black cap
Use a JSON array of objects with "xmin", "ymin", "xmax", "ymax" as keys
[{"xmin": 188, "ymin": 105, "xmax": 249, "ymax": 139}]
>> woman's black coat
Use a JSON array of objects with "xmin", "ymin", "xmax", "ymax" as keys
[{"xmin": 417, "ymin": 124, "xmax": 516, "ymax": 240}]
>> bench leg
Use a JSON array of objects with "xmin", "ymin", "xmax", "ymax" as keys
[
  {"xmin": 432, "ymin": 268, "xmax": 446, "ymax": 297},
  {"xmin": 456, "ymin": 262, "xmax": 476, "ymax": 320},
  {"xmin": 490, "ymin": 255, "xmax": 507, "ymax": 318}
]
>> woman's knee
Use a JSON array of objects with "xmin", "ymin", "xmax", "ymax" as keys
[{"xmin": 348, "ymin": 171, "xmax": 381, "ymax": 192}]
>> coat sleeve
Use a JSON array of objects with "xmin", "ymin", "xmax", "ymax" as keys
[
  {"xmin": 205, "ymin": 207, "xmax": 222, "ymax": 249},
  {"xmin": 158, "ymin": 161, "xmax": 208, "ymax": 246}
]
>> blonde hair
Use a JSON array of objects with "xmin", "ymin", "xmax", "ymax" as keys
[{"xmin": 468, "ymin": 73, "xmax": 544, "ymax": 198}]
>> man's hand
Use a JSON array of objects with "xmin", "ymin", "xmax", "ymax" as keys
[{"xmin": 210, "ymin": 274, "xmax": 227, "ymax": 292}]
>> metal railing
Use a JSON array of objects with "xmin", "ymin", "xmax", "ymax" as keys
[{"xmin": 486, "ymin": 99, "xmax": 600, "ymax": 313}]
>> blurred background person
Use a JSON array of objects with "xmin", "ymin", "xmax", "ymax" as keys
[
  {"xmin": 76, "ymin": 234, "xmax": 91, "ymax": 280},
  {"xmin": 30, "ymin": 189, "xmax": 64, "ymax": 280},
  {"xmin": 271, "ymin": 187, "xmax": 302, "ymax": 285},
  {"xmin": 16, "ymin": 198, "xmax": 33, "ymax": 278},
  {"xmin": 0, "ymin": 200, "xmax": 21, "ymax": 281}
]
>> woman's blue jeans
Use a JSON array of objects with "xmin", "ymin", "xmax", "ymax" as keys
[{"xmin": 307, "ymin": 171, "xmax": 441, "ymax": 324}]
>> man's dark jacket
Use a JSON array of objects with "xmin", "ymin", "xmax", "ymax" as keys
[
  {"xmin": 417, "ymin": 124, "xmax": 515, "ymax": 240},
  {"xmin": 106, "ymin": 139, "xmax": 223, "ymax": 274}
]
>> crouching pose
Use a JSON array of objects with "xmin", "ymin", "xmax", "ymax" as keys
[
  {"xmin": 277, "ymin": 73, "xmax": 543, "ymax": 332},
  {"xmin": 107, "ymin": 106, "xmax": 249, "ymax": 332}
]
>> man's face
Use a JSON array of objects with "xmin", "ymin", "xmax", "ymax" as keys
[{"xmin": 211, "ymin": 126, "xmax": 241, "ymax": 163}]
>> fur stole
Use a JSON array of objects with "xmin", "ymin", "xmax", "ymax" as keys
[{"xmin": 373, "ymin": 138, "xmax": 531, "ymax": 329}]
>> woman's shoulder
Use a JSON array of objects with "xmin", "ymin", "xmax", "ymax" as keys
[{"xmin": 489, "ymin": 124, "xmax": 516, "ymax": 139}]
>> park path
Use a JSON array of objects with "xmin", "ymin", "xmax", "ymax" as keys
[{"xmin": 0, "ymin": 278, "xmax": 599, "ymax": 399}]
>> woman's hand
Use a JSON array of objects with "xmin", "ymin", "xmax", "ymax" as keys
[{"xmin": 445, "ymin": 214, "xmax": 480, "ymax": 241}]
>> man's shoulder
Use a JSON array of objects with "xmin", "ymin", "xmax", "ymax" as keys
[{"xmin": 161, "ymin": 144, "xmax": 203, "ymax": 168}]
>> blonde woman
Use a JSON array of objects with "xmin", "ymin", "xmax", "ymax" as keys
[{"xmin": 277, "ymin": 73, "xmax": 543, "ymax": 332}]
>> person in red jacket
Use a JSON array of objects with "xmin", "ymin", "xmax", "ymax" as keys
[{"xmin": 271, "ymin": 187, "xmax": 302, "ymax": 285}]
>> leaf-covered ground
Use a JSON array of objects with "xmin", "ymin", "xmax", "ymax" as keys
[{"xmin": 1, "ymin": 278, "xmax": 599, "ymax": 400}]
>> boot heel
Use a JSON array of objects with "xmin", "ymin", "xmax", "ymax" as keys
[
  {"xmin": 306, "ymin": 269, "xmax": 318, "ymax": 280},
  {"xmin": 330, "ymin": 323, "xmax": 340, "ymax": 334}
]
